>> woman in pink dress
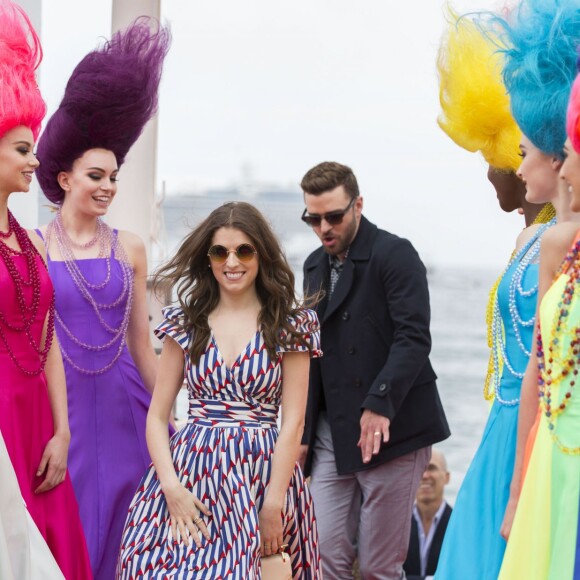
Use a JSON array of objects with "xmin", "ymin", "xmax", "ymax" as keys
[{"xmin": 0, "ymin": 1, "xmax": 92, "ymax": 578}]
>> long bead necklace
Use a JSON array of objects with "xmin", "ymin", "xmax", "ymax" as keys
[
  {"xmin": 0, "ymin": 210, "xmax": 55, "ymax": 375},
  {"xmin": 487, "ymin": 218, "xmax": 555, "ymax": 406},
  {"xmin": 45, "ymin": 211, "xmax": 134, "ymax": 375},
  {"xmin": 484, "ymin": 203, "xmax": 556, "ymax": 400},
  {"xmin": 537, "ymin": 236, "xmax": 580, "ymax": 455}
]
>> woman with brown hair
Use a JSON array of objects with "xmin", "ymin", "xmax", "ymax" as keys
[{"xmin": 117, "ymin": 201, "xmax": 322, "ymax": 579}]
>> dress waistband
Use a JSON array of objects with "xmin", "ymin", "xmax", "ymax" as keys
[{"xmin": 187, "ymin": 399, "xmax": 278, "ymax": 428}]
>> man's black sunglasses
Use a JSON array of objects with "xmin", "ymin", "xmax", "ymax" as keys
[{"xmin": 301, "ymin": 197, "xmax": 356, "ymax": 227}]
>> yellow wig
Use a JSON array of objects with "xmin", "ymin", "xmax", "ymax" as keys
[{"xmin": 437, "ymin": 10, "xmax": 521, "ymax": 171}]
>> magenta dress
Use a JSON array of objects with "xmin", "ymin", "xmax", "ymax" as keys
[
  {"xmin": 41, "ymin": 231, "xmax": 161, "ymax": 580},
  {"xmin": 0, "ymin": 249, "xmax": 92, "ymax": 579}
]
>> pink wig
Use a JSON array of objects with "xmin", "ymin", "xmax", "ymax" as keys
[
  {"xmin": 567, "ymin": 70, "xmax": 580, "ymax": 153},
  {"xmin": 0, "ymin": 0, "xmax": 46, "ymax": 140}
]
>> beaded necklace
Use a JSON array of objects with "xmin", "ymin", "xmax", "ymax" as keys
[
  {"xmin": 0, "ymin": 210, "xmax": 55, "ymax": 375},
  {"xmin": 537, "ymin": 235, "xmax": 580, "ymax": 455},
  {"xmin": 45, "ymin": 210, "xmax": 134, "ymax": 375},
  {"xmin": 486, "ymin": 218, "xmax": 555, "ymax": 406},
  {"xmin": 484, "ymin": 203, "xmax": 556, "ymax": 400}
]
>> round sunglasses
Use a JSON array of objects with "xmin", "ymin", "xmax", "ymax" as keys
[{"xmin": 207, "ymin": 243, "xmax": 257, "ymax": 264}]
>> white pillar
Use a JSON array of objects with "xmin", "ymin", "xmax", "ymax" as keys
[
  {"xmin": 108, "ymin": 0, "xmax": 161, "ymax": 269},
  {"xmin": 11, "ymin": 0, "xmax": 41, "ymax": 227}
]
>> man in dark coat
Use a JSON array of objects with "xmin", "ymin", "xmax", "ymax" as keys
[{"xmin": 299, "ymin": 162, "xmax": 450, "ymax": 579}]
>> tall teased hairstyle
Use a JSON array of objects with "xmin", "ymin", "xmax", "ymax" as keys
[
  {"xmin": 494, "ymin": 0, "xmax": 580, "ymax": 156},
  {"xmin": 154, "ymin": 202, "xmax": 315, "ymax": 363},
  {"xmin": 437, "ymin": 9, "xmax": 521, "ymax": 171},
  {"xmin": 567, "ymin": 61, "xmax": 580, "ymax": 151},
  {"xmin": 0, "ymin": 0, "xmax": 46, "ymax": 139},
  {"xmin": 36, "ymin": 18, "xmax": 170, "ymax": 204}
]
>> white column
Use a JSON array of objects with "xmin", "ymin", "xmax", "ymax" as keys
[
  {"xmin": 11, "ymin": 0, "xmax": 41, "ymax": 227},
  {"xmin": 108, "ymin": 0, "xmax": 161, "ymax": 269}
]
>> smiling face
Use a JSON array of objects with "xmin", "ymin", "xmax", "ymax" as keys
[
  {"xmin": 416, "ymin": 449, "xmax": 449, "ymax": 508},
  {"xmin": 303, "ymin": 185, "xmax": 362, "ymax": 260},
  {"xmin": 0, "ymin": 125, "xmax": 39, "ymax": 197},
  {"xmin": 560, "ymin": 138, "xmax": 580, "ymax": 213},
  {"xmin": 516, "ymin": 135, "xmax": 560, "ymax": 204},
  {"xmin": 58, "ymin": 148, "xmax": 118, "ymax": 216},
  {"xmin": 208, "ymin": 227, "xmax": 259, "ymax": 298}
]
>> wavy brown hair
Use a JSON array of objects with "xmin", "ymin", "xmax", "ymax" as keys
[{"xmin": 154, "ymin": 201, "xmax": 315, "ymax": 362}]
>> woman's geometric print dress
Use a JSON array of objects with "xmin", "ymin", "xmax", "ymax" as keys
[{"xmin": 117, "ymin": 306, "xmax": 323, "ymax": 579}]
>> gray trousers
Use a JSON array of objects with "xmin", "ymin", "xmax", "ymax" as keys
[{"xmin": 310, "ymin": 414, "xmax": 430, "ymax": 580}]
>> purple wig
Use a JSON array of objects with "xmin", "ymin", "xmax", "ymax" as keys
[
  {"xmin": 36, "ymin": 18, "xmax": 170, "ymax": 204},
  {"xmin": 0, "ymin": 0, "xmax": 46, "ymax": 139}
]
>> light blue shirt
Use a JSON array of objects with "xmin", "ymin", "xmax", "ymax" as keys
[{"xmin": 412, "ymin": 500, "xmax": 448, "ymax": 578}]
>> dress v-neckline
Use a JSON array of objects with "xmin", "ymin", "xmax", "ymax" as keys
[{"xmin": 210, "ymin": 328, "xmax": 261, "ymax": 372}]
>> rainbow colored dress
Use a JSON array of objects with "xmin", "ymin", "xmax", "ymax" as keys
[
  {"xmin": 117, "ymin": 306, "xmax": 323, "ymax": 579},
  {"xmin": 499, "ymin": 257, "xmax": 580, "ymax": 578},
  {"xmin": 435, "ymin": 225, "xmax": 550, "ymax": 579}
]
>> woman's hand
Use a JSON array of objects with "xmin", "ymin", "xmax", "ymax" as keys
[
  {"xmin": 259, "ymin": 499, "xmax": 284, "ymax": 557},
  {"xmin": 35, "ymin": 431, "xmax": 70, "ymax": 493},
  {"xmin": 500, "ymin": 494, "xmax": 519, "ymax": 540},
  {"xmin": 163, "ymin": 480, "xmax": 212, "ymax": 547}
]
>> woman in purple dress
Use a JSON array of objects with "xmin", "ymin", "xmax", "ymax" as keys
[{"xmin": 34, "ymin": 20, "xmax": 171, "ymax": 580}]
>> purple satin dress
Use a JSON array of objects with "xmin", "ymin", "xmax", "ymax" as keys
[{"xmin": 41, "ymin": 231, "xmax": 159, "ymax": 580}]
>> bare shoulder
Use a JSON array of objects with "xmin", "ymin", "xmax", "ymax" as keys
[
  {"xmin": 541, "ymin": 222, "xmax": 580, "ymax": 253},
  {"xmin": 116, "ymin": 230, "xmax": 146, "ymax": 268},
  {"xmin": 26, "ymin": 228, "xmax": 47, "ymax": 258},
  {"xmin": 514, "ymin": 223, "xmax": 541, "ymax": 251}
]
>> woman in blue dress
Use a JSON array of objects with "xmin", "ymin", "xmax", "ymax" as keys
[
  {"xmin": 433, "ymin": 3, "xmax": 580, "ymax": 576},
  {"xmin": 117, "ymin": 202, "xmax": 322, "ymax": 579}
]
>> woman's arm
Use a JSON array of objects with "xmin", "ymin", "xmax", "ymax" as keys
[
  {"xmin": 259, "ymin": 350, "xmax": 310, "ymax": 557},
  {"xmin": 501, "ymin": 223, "xmax": 579, "ymax": 539},
  {"xmin": 27, "ymin": 231, "xmax": 71, "ymax": 494},
  {"xmin": 147, "ymin": 337, "xmax": 211, "ymax": 546},
  {"xmin": 121, "ymin": 231, "xmax": 158, "ymax": 394}
]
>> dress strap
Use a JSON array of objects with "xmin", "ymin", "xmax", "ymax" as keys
[{"xmin": 34, "ymin": 228, "xmax": 44, "ymax": 241}]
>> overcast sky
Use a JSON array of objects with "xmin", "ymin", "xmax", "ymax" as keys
[{"xmin": 32, "ymin": 0, "xmax": 519, "ymax": 268}]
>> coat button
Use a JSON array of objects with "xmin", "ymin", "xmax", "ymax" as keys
[
  {"xmin": 379, "ymin": 383, "xmax": 387, "ymax": 391},
  {"xmin": 347, "ymin": 345, "xmax": 356, "ymax": 354},
  {"xmin": 342, "ymin": 311, "xmax": 350, "ymax": 321},
  {"xmin": 354, "ymin": 378, "xmax": 362, "ymax": 388}
]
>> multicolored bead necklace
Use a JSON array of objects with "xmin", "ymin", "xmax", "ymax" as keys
[
  {"xmin": 45, "ymin": 210, "xmax": 134, "ymax": 375},
  {"xmin": 486, "ymin": 218, "xmax": 555, "ymax": 406},
  {"xmin": 0, "ymin": 210, "xmax": 55, "ymax": 375},
  {"xmin": 538, "ymin": 235, "xmax": 580, "ymax": 455}
]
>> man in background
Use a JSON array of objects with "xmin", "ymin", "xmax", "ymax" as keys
[{"xmin": 404, "ymin": 449, "xmax": 452, "ymax": 580}]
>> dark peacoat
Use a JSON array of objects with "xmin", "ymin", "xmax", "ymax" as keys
[{"xmin": 302, "ymin": 215, "xmax": 450, "ymax": 475}]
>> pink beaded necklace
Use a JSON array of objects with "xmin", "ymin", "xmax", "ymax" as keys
[
  {"xmin": 45, "ymin": 211, "xmax": 134, "ymax": 375},
  {"xmin": 0, "ymin": 210, "xmax": 55, "ymax": 375}
]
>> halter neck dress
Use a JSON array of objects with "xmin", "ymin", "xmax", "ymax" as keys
[
  {"xmin": 40, "ymin": 228, "xmax": 165, "ymax": 580},
  {"xmin": 499, "ymin": 230, "xmax": 580, "ymax": 579},
  {"xmin": 435, "ymin": 227, "xmax": 546, "ymax": 579}
]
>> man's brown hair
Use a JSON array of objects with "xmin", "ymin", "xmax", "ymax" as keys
[{"xmin": 300, "ymin": 161, "xmax": 359, "ymax": 199}]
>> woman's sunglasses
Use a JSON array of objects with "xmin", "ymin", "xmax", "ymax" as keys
[
  {"xmin": 301, "ymin": 197, "xmax": 356, "ymax": 227},
  {"xmin": 207, "ymin": 243, "xmax": 257, "ymax": 264}
]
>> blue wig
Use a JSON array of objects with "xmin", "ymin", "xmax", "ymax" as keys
[{"xmin": 493, "ymin": 0, "xmax": 580, "ymax": 155}]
